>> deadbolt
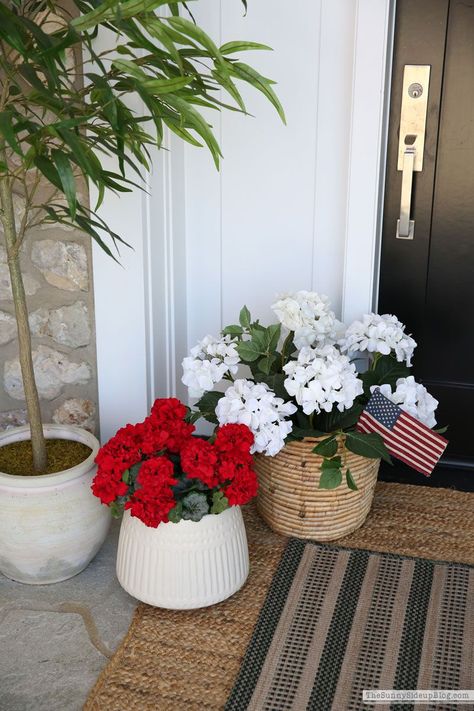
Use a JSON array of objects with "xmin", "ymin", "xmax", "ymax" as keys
[{"xmin": 408, "ymin": 82, "xmax": 423, "ymax": 98}]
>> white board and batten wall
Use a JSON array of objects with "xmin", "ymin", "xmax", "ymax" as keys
[{"xmin": 93, "ymin": 0, "xmax": 395, "ymax": 441}]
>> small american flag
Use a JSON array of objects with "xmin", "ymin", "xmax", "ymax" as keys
[{"xmin": 356, "ymin": 388, "xmax": 448, "ymax": 476}]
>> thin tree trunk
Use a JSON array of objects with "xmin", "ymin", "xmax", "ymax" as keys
[{"xmin": 0, "ymin": 177, "xmax": 47, "ymax": 471}]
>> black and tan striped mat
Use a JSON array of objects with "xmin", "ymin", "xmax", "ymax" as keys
[{"xmin": 226, "ymin": 541, "xmax": 474, "ymax": 711}]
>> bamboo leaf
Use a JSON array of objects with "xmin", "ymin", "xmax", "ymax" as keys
[
  {"xmin": 229, "ymin": 61, "xmax": 286, "ymax": 123},
  {"xmin": 0, "ymin": 112, "xmax": 22, "ymax": 155},
  {"xmin": 142, "ymin": 75, "xmax": 194, "ymax": 93},
  {"xmin": 52, "ymin": 149, "xmax": 77, "ymax": 219},
  {"xmin": 220, "ymin": 41, "xmax": 272, "ymax": 55}
]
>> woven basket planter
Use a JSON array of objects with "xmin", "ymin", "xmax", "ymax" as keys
[{"xmin": 254, "ymin": 437, "xmax": 380, "ymax": 541}]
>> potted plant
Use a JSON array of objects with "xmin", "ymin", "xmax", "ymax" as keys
[
  {"xmin": 91, "ymin": 397, "xmax": 257, "ymax": 608},
  {"xmin": 0, "ymin": 0, "xmax": 284, "ymax": 583},
  {"xmin": 182, "ymin": 291, "xmax": 442, "ymax": 541}
]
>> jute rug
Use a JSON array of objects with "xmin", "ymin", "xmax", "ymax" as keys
[{"xmin": 85, "ymin": 483, "xmax": 474, "ymax": 710}]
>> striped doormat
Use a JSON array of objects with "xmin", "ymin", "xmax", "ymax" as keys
[{"xmin": 226, "ymin": 541, "xmax": 474, "ymax": 711}]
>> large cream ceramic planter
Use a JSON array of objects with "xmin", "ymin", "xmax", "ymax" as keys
[
  {"xmin": 0, "ymin": 424, "xmax": 111, "ymax": 585},
  {"xmin": 116, "ymin": 505, "xmax": 249, "ymax": 609}
]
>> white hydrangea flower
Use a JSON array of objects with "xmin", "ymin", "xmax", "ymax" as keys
[
  {"xmin": 215, "ymin": 379, "xmax": 297, "ymax": 456},
  {"xmin": 271, "ymin": 290, "xmax": 342, "ymax": 350},
  {"xmin": 283, "ymin": 345, "xmax": 363, "ymax": 416},
  {"xmin": 372, "ymin": 376, "xmax": 438, "ymax": 428},
  {"xmin": 340, "ymin": 313, "xmax": 416, "ymax": 366},
  {"xmin": 182, "ymin": 334, "xmax": 240, "ymax": 398}
]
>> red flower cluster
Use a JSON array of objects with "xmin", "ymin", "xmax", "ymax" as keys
[
  {"xmin": 91, "ymin": 398, "xmax": 258, "ymax": 528},
  {"xmin": 125, "ymin": 457, "xmax": 177, "ymax": 528}
]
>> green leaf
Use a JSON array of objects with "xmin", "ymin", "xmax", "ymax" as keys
[
  {"xmin": 312, "ymin": 436, "xmax": 338, "ymax": 458},
  {"xmin": 321, "ymin": 455, "xmax": 342, "ymax": 469},
  {"xmin": 266, "ymin": 323, "xmax": 281, "ymax": 352},
  {"xmin": 182, "ymin": 491, "xmax": 210, "ymax": 522},
  {"xmin": 0, "ymin": 111, "xmax": 22, "ymax": 155},
  {"xmin": 258, "ymin": 354, "xmax": 276, "ymax": 375},
  {"xmin": 345, "ymin": 431, "xmax": 392, "ymax": 464},
  {"xmin": 72, "ymin": 0, "xmax": 174, "ymax": 31},
  {"xmin": 52, "ymin": 150, "xmax": 77, "ymax": 220},
  {"xmin": 210, "ymin": 491, "xmax": 229, "ymax": 515},
  {"xmin": 239, "ymin": 305, "xmax": 251, "ymax": 329},
  {"xmin": 372, "ymin": 355, "xmax": 411, "ymax": 388},
  {"xmin": 228, "ymin": 62, "xmax": 286, "ymax": 123},
  {"xmin": 168, "ymin": 501, "xmax": 183, "ymax": 523},
  {"xmin": 195, "ymin": 391, "xmax": 224, "ymax": 424},
  {"xmin": 433, "ymin": 425, "xmax": 448, "ymax": 434},
  {"xmin": 109, "ymin": 501, "xmax": 124, "ymax": 518},
  {"xmin": 289, "ymin": 427, "xmax": 328, "ymax": 440},
  {"xmin": 167, "ymin": 16, "xmax": 223, "ymax": 61},
  {"xmin": 319, "ymin": 460, "xmax": 343, "ymax": 489},
  {"xmin": 220, "ymin": 40, "xmax": 273, "ymax": 55},
  {"xmin": 346, "ymin": 469, "xmax": 358, "ymax": 491},
  {"xmin": 221, "ymin": 324, "xmax": 244, "ymax": 336},
  {"xmin": 142, "ymin": 75, "xmax": 194, "ymax": 94},
  {"xmin": 237, "ymin": 340, "xmax": 261, "ymax": 363}
]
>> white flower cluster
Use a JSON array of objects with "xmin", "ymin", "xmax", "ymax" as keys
[
  {"xmin": 283, "ymin": 345, "xmax": 363, "ymax": 416},
  {"xmin": 182, "ymin": 334, "xmax": 240, "ymax": 398},
  {"xmin": 374, "ymin": 376, "xmax": 438, "ymax": 428},
  {"xmin": 340, "ymin": 313, "xmax": 416, "ymax": 366},
  {"xmin": 215, "ymin": 379, "xmax": 297, "ymax": 456},
  {"xmin": 271, "ymin": 290, "xmax": 342, "ymax": 350}
]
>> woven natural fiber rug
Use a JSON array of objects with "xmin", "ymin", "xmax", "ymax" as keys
[
  {"xmin": 85, "ymin": 482, "xmax": 474, "ymax": 710},
  {"xmin": 226, "ymin": 542, "xmax": 474, "ymax": 711}
]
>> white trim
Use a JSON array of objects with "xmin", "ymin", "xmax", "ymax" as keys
[{"xmin": 341, "ymin": 0, "xmax": 396, "ymax": 324}]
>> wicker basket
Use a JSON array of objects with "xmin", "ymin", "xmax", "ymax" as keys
[{"xmin": 254, "ymin": 437, "xmax": 380, "ymax": 541}]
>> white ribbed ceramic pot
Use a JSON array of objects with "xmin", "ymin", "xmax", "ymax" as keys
[
  {"xmin": 116, "ymin": 505, "xmax": 249, "ymax": 609},
  {"xmin": 0, "ymin": 424, "xmax": 111, "ymax": 585}
]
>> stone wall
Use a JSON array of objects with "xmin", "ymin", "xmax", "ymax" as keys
[{"xmin": 0, "ymin": 198, "xmax": 98, "ymax": 434}]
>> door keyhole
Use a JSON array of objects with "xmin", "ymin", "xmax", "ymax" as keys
[{"xmin": 408, "ymin": 82, "xmax": 423, "ymax": 98}]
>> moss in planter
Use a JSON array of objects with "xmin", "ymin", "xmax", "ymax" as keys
[{"xmin": 0, "ymin": 439, "xmax": 92, "ymax": 476}]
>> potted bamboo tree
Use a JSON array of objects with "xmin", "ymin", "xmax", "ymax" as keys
[{"xmin": 0, "ymin": 0, "xmax": 284, "ymax": 584}]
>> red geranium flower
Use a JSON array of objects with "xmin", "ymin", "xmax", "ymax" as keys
[
  {"xmin": 147, "ymin": 398, "xmax": 195, "ymax": 453},
  {"xmin": 181, "ymin": 438, "xmax": 218, "ymax": 487},
  {"xmin": 125, "ymin": 456, "xmax": 178, "ymax": 527},
  {"xmin": 224, "ymin": 467, "xmax": 258, "ymax": 506},
  {"xmin": 214, "ymin": 423, "xmax": 254, "ymax": 456}
]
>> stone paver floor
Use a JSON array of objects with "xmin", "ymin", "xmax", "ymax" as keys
[{"xmin": 0, "ymin": 520, "xmax": 137, "ymax": 711}]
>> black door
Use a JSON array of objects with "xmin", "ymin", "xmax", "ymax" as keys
[{"xmin": 379, "ymin": 0, "xmax": 474, "ymax": 488}]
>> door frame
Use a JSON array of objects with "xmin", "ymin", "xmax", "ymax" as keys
[{"xmin": 341, "ymin": 0, "xmax": 396, "ymax": 325}]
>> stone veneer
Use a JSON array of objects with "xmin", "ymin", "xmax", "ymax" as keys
[{"xmin": 0, "ymin": 198, "xmax": 99, "ymax": 435}]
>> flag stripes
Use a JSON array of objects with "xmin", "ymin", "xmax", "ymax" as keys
[{"xmin": 356, "ymin": 389, "xmax": 448, "ymax": 477}]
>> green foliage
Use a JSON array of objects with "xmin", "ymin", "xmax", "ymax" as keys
[
  {"xmin": 210, "ymin": 490, "xmax": 229, "ymax": 514},
  {"xmin": 345, "ymin": 431, "xmax": 392, "ymax": 464},
  {"xmin": 239, "ymin": 305, "xmax": 251, "ymax": 328},
  {"xmin": 235, "ymin": 318, "xmax": 282, "ymax": 376},
  {"xmin": 312, "ymin": 435, "xmax": 338, "ymax": 458},
  {"xmin": 0, "ymin": 0, "xmax": 284, "ymax": 257},
  {"xmin": 360, "ymin": 355, "xmax": 411, "ymax": 396},
  {"xmin": 319, "ymin": 456, "xmax": 343, "ymax": 489},
  {"xmin": 181, "ymin": 491, "xmax": 209, "ymax": 521},
  {"xmin": 195, "ymin": 390, "xmax": 224, "ymax": 424},
  {"xmin": 168, "ymin": 500, "xmax": 183, "ymax": 523},
  {"xmin": 109, "ymin": 500, "xmax": 125, "ymax": 518},
  {"xmin": 345, "ymin": 468, "xmax": 358, "ymax": 491}
]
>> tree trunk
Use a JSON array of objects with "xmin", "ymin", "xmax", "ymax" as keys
[{"xmin": 0, "ymin": 178, "xmax": 47, "ymax": 471}]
